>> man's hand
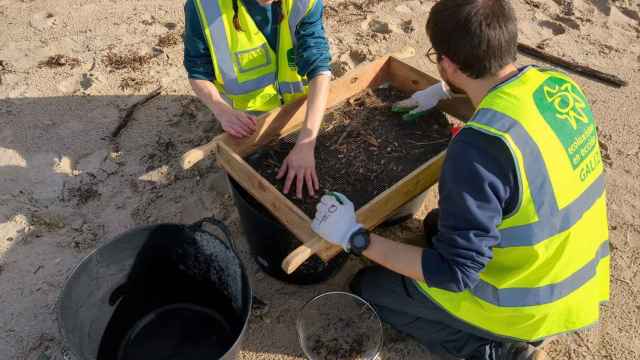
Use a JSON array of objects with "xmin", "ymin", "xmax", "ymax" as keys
[
  {"xmin": 277, "ymin": 141, "xmax": 319, "ymax": 198},
  {"xmin": 213, "ymin": 105, "xmax": 257, "ymax": 138},
  {"xmin": 392, "ymin": 81, "xmax": 451, "ymax": 121},
  {"xmin": 311, "ymin": 192, "xmax": 362, "ymax": 250}
]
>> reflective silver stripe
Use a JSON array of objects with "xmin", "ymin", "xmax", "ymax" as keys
[
  {"xmin": 289, "ymin": 0, "xmax": 312, "ymax": 46},
  {"xmin": 234, "ymin": 43, "xmax": 273, "ymax": 73},
  {"xmin": 471, "ymin": 240, "xmax": 609, "ymax": 307},
  {"xmin": 499, "ymin": 174, "xmax": 604, "ymax": 247},
  {"xmin": 473, "ymin": 109, "xmax": 605, "ymax": 248},
  {"xmin": 199, "ymin": 0, "xmax": 276, "ymax": 95},
  {"xmin": 278, "ymin": 81, "xmax": 305, "ymax": 94}
]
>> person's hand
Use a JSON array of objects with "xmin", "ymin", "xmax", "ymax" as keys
[
  {"xmin": 311, "ymin": 192, "xmax": 362, "ymax": 250},
  {"xmin": 392, "ymin": 81, "xmax": 451, "ymax": 121},
  {"xmin": 213, "ymin": 105, "xmax": 257, "ymax": 138},
  {"xmin": 277, "ymin": 141, "xmax": 319, "ymax": 198}
]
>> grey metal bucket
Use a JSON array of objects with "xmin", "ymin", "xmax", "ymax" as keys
[{"xmin": 57, "ymin": 218, "xmax": 252, "ymax": 360}]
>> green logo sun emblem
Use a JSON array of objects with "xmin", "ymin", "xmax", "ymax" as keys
[
  {"xmin": 533, "ymin": 76, "xmax": 596, "ymax": 169},
  {"xmin": 286, "ymin": 48, "xmax": 297, "ymax": 69},
  {"xmin": 542, "ymin": 82, "xmax": 589, "ymax": 130}
]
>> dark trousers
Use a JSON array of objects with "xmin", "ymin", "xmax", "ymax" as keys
[{"xmin": 349, "ymin": 210, "xmax": 538, "ymax": 359}]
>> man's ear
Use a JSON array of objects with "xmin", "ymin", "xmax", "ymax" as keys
[{"xmin": 439, "ymin": 55, "xmax": 460, "ymax": 78}]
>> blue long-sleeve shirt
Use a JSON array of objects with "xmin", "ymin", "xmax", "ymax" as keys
[
  {"xmin": 183, "ymin": 0, "xmax": 331, "ymax": 82},
  {"xmin": 421, "ymin": 127, "xmax": 518, "ymax": 292},
  {"xmin": 418, "ymin": 69, "xmax": 537, "ymax": 292}
]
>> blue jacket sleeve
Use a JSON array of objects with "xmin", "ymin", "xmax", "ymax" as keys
[
  {"xmin": 421, "ymin": 128, "xmax": 518, "ymax": 292},
  {"xmin": 183, "ymin": 0, "xmax": 215, "ymax": 82},
  {"xmin": 294, "ymin": 0, "xmax": 332, "ymax": 78}
]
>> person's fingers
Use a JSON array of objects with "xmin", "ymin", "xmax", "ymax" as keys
[
  {"xmin": 236, "ymin": 125, "xmax": 250, "ymax": 138},
  {"xmin": 311, "ymin": 169, "xmax": 320, "ymax": 190},
  {"xmin": 235, "ymin": 113, "xmax": 255, "ymax": 132},
  {"xmin": 403, "ymin": 109, "xmax": 428, "ymax": 122},
  {"xmin": 245, "ymin": 114, "xmax": 258, "ymax": 130},
  {"xmin": 277, "ymin": 160, "xmax": 288, "ymax": 179},
  {"xmin": 240, "ymin": 113, "xmax": 257, "ymax": 132},
  {"xmin": 226, "ymin": 125, "xmax": 242, "ymax": 138},
  {"xmin": 233, "ymin": 116, "xmax": 252, "ymax": 137},
  {"xmin": 283, "ymin": 168, "xmax": 296, "ymax": 194},
  {"xmin": 295, "ymin": 169, "xmax": 304, "ymax": 198},
  {"xmin": 305, "ymin": 171, "xmax": 315, "ymax": 197}
]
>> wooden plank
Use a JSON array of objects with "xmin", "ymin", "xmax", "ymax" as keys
[
  {"xmin": 359, "ymin": 150, "xmax": 446, "ymax": 228},
  {"xmin": 215, "ymin": 141, "xmax": 334, "ymax": 262},
  {"xmin": 387, "ymin": 57, "xmax": 475, "ymax": 122},
  {"xmin": 181, "ymin": 98, "xmax": 308, "ymax": 169},
  {"xmin": 281, "ymin": 236, "xmax": 331, "ymax": 275},
  {"xmin": 313, "ymin": 150, "xmax": 447, "ymax": 260},
  {"xmin": 216, "ymin": 98, "xmax": 308, "ymax": 157},
  {"xmin": 324, "ymin": 55, "xmax": 390, "ymax": 108}
]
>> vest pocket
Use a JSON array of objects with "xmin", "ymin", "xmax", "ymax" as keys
[{"xmin": 234, "ymin": 44, "xmax": 273, "ymax": 73}]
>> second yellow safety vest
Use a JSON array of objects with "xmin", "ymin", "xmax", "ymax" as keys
[
  {"xmin": 194, "ymin": 0, "xmax": 314, "ymax": 112},
  {"xmin": 416, "ymin": 67, "xmax": 610, "ymax": 341}
]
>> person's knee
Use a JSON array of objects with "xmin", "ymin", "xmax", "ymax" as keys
[
  {"xmin": 349, "ymin": 266, "xmax": 402, "ymax": 306},
  {"xmin": 349, "ymin": 266, "xmax": 389, "ymax": 297},
  {"xmin": 349, "ymin": 266, "xmax": 375, "ymax": 297}
]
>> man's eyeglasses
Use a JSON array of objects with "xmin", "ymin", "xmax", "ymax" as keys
[{"xmin": 427, "ymin": 47, "xmax": 442, "ymax": 64}]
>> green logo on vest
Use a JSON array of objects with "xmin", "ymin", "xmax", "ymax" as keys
[
  {"xmin": 533, "ymin": 76, "xmax": 596, "ymax": 170},
  {"xmin": 286, "ymin": 48, "xmax": 296, "ymax": 69}
]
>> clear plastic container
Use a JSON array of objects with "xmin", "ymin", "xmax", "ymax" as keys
[{"xmin": 297, "ymin": 292, "xmax": 383, "ymax": 360}]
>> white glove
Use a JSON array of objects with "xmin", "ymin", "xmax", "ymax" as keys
[
  {"xmin": 311, "ymin": 192, "xmax": 362, "ymax": 251},
  {"xmin": 393, "ymin": 81, "xmax": 452, "ymax": 117}
]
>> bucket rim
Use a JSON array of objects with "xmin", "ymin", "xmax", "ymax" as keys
[
  {"xmin": 296, "ymin": 291, "xmax": 384, "ymax": 360},
  {"xmin": 56, "ymin": 222, "xmax": 253, "ymax": 360}
]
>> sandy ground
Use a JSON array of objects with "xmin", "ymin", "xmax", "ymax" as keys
[{"xmin": 1, "ymin": 0, "xmax": 639, "ymax": 359}]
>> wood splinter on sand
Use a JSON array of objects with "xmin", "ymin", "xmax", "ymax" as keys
[
  {"xmin": 111, "ymin": 86, "xmax": 163, "ymax": 139},
  {"xmin": 517, "ymin": 42, "xmax": 627, "ymax": 88}
]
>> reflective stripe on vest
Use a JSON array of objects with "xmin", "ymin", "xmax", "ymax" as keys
[
  {"xmin": 473, "ymin": 108, "xmax": 606, "ymax": 248},
  {"xmin": 279, "ymin": 79, "xmax": 308, "ymax": 94},
  {"xmin": 416, "ymin": 67, "xmax": 610, "ymax": 341},
  {"xmin": 195, "ymin": 0, "xmax": 276, "ymax": 95},
  {"xmin": 194, "ymin": 0, "xmax": 312, "ymax": 111},
  {"xmin": 470, "ymin": 239, "xmax": 608, "ymax": 307}
]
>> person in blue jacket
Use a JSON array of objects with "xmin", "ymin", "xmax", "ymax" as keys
[{"xmin": 184, "ymin": 0, "xmax": 332, "ymax": 198}]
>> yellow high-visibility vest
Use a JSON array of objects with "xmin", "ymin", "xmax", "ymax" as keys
[
  {"xmin": 417, "ymin": 67, "xmax": 610, "ymax": 341},
  {"xmin": 194, "ymin": 0, "xmax": 314, "ymax": 112}
]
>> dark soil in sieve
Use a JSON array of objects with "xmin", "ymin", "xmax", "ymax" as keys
[
  {"xmin": 306, "ymin": 316, "xmax": 380, "ymax": 360},
  {"xmin": 309, "ymin": 334, "xmax": 369, "ymax": 360},
  {"xmin": 248, "ymin": 86, "xmax": 451, "ymax": 218}
]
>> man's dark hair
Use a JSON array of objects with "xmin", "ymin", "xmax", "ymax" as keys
[{"xmin": 426, "ymin": 0, "xmax": 518, "ymax": 79}]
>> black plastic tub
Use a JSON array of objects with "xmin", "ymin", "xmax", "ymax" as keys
[
  {"xmin": 228, "ymin": 176, "xmax": 348, "ymax": 285},
  {"xmin": 58, "ymin": 218, "xmax": 252, "ymax": 360}
]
